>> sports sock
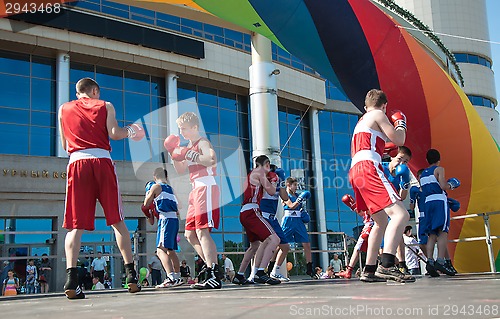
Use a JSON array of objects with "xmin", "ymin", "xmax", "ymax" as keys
[{"xmin": 380, "ymin": 253, "xmax": 396, "ymax": 268}]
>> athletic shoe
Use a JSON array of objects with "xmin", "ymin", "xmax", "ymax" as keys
[
  {"xmin": 446, "ymin": 260, "xmax": 458, "ymax": 274},
  {"xmin": 306, "ymin": 262, "xmax": 313, "ymax": 277},
  {"xmin": 232, "ymin": 274, "xmax": 251, "ymax": 285},
  {"xmin": 270, "ymin": 272, "xmax": 290, "ymax": 282},
  {"xmin": 192, "ymin": 272, "xmax": 222, "ymax": 290},
  {"xmin": 254, "ymin": 272, "xmax": 281, "ymax": 285},
  {"xmin": 434, "ymin": 261, "xmax": 456, "ymax": 276},
  {"xmin": 425, "ymin": 260, "xmax": 440, "ymax": 277},
  {"xmin": 359, "ymin": 271, "xmax": 386, "ymax": 283},
  {"xmin": 338, "ymin": 268, "xmax": 352, "ymax": 279},
  {"xmin": 375, "ymin": 265, "xmax": 415, "ymax": 283},
  {"xmin": 125, "ymin": 264, "xmax": 141, "ymax": 293},
  {"xmin": 156, "ymin": 278, "xmax": 175, "ymax": 288},
  {"xmin": 64, "ymin": 268, "xmax": 85, "ymax": 300},
  {"xmin": 196, "ymin": 264, "xmax": 208, "ymax": 283}
]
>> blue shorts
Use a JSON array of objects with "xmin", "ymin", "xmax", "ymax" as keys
[
  {"xmin": 425, "ymin": 199, "xmax": 450, "ymax": 235},
  {"xmin": 156, "ymin": 217, "xmax": 179, "ymax": 250},
  {"xmin": 282, "ymin": 217, "xmax": 309, "ymax": 244},
  {"xmin": 418, "ymin": 217, "xmax": 428, "ymax": 245},
  {"xmin": 262, "ymin": 214, "xmax": 288, "ymax": 245}
]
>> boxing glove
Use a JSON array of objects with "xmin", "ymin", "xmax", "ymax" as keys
[
  {"xmin": 125, "ymin": 123, "xmax": 145, "ymax": 141},
  {"xmin": 171, "ymin": 147, "xmax": 201, "ymax": 163},
  {"xmin": 447, "ymin": 177, "xmax": 460, "ymax": 190},
  {"xmin": 301, "ymin": 209, "xmax": 311, "ymax": 223},
  {"xmin": 274, "ymin": 168, "xmax": 286, "ymax": 183},
  {"xmin": 341, "ymin": 194, "xmax": 356, "ymax": 211},
  {"xmin": 395, "ymin": 164, "xmax": 411, "ymax": 190},
  {"xmin": 141, "ymin": 204, "xmax": 152, "ymax": 219},
  {"xmin": 296, "ymin": 190, "xmax": 311, "ymax": 203},
  {"xmin": 390, "ymin": 110, "xmax": 407, "ymax": 131},
  {"xmin": 384, "ymin": 142, "xmax": 399, "ymax": 158},
  {"xmin": 448, "ymin": 198, "xmax": 460, "ymax": 212},
  {"xmin": 164, "ymin": 135, "xmax": 180, "ymax": 154},
  {"xmin": 409, "ymin": 186, "xmax": 420, "ymax": 204},
  {"xmin": 145, "ymin": 180, "xmax": 155, "ymax": 193}
]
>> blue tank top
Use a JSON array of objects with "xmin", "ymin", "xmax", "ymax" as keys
[
  {"xmin": 420, "ymin": 165, "xmax": 445, "ymax": 197},
  {"xmin": 154, "ymin": 183, "xmax": 178, "ymax": 213},
  {"xmin": 260, "ymin": 190, "xmax": 279, "ymax": 214},
  {"xmin": 283, "ymin": 192, "xmax": 302, "ymax": 211},
  {"xmin": 381, "ymin": 162, "xmax": 400, "ymax": 191}
]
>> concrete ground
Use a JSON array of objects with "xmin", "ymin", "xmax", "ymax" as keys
[{"xmin": 1, "ymin": 274, "xmax": 499, "ymax": 319}]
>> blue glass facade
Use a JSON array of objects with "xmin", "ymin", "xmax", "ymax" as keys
[
  {"xmin": 0, "ymin": 51, "xmax": 56, "ymax": 156},
  {"xmin": 318, "ymin": 110, "xmax": 362, "ymax": 238}
]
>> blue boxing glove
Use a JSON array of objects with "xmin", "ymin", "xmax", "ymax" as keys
[
  {"xmin": 300, "ymin": 208, "xmax": 311, "ymax": 223},
  {"xmin": 145, "ymin": 180, "xmax": 155, "ymax": 193},
  {"xmin": 296, "ymin": 190, "xmax": 311, "ymax": 204},
  {"xmin": 274, "ymin": 168, "xmax": 286, "ymax": 188},
  {"xmin": 409, "ymin": 186, "xmax": 419, "ymax": 204},
  {"xmin": 447, "ymin": 178, "xmax": 460, "ymax": 190},
  {"xmin": 448, "ymin": 198, "xmax": 460, "ymax": 212},
  {"xmin": 395, "ymin": 164, "xmax": 411, "ymax": 190}
]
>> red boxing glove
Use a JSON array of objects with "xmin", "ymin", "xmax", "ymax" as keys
[
  {"xmin": 141, "ymin": 204, "xmax": 152, "ymax": 219},
  {"xmin": 384, "ymin": 142, "xmax": 399, "ymax": 158},
  {"xmin": 267, "ymin": 171, "xmax": 279, "ymax": 184},
  {"xmin": 126, "ymin": 123, "xmax": 145, "ymax": 141},
  {"xmin": 164, "ymin": 135, "xmax": 180, "ymax": 154},
  {"xmin": 172, "ymin": 147, "xmax": 200, "ymax": 162},
  {"xmin": 390, "ymin": 110, "xmax": 407, "ymax": 131},
  {"xmin": 341, "ymin": 194, "xmax": 356, "ymax": 211}
]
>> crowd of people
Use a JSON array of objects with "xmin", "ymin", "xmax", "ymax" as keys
[{"xmin": 1, "ymin": 254, "xmax": 52, "ymax": 296}]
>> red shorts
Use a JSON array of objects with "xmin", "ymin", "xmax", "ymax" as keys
[
  {"xmin": 63, "ymin": 158, "xmax": 123, "ymax": 231},
  {"xmin": 349, "ymin": 160, "xmax": 400, "ymax": 215},
  {"xmin": 240, "ymin": 207, "xmax": 274, "ymax": 242},
  {"xmin": 185, "ymin": 185, "xmax": 220, "ymax": 230}
]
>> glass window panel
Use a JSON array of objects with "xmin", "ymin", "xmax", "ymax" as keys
[
  {"xmin": 0, "ymin": 74, "xmax": 30, "ymax": 109},
  {"xmin": 198, "ymin": 105, "xmax": 218, "ymax": 134},
  {"xmin": 279, "ymin": 121, "xmax": 288, "ymax": 146},
  {"xmin": 0, "ymin": 124, "xmax": 28, "ymax": 154},
  {"xmin": 204, "ymin": 24, "xmax": 223, "ymax": 36},
  {"xmin": 205, "ymin": 133, "xmax": 219, "ymax": 147},
  {"xmin": 320, "ymin": 132, "xmax": 333, "ymax": 154},
  {"xmin": 340, "ymin": 222, "xmax": 360, "ymax": 238},
  {"xmin": 32, "ymin": 56, "xmax": 54, "ymax": 79},
  {"xmin": 100, "ymin": 88, "xmax": 124, "ymax": 120},
  {"xmin": 478, "ymin": 57, "xmax": 487, "ymax": 66},
  {"xmin": 0, "ymin": 51, "xmax": 30, "ymax": 75},
  {"xmin": 177, "ymin": 82, "xmax": 196, "ymax": 101},
  {"xmin": 31, "ymin": 111, "xmax": 52, "ymax": 127},
  {"xmin": 223, "ymin": 205, "xmax": 241, "ymax": 218},
  {"xmin": 70, "ymin": 63, "xmax": 94, "ymax": 84},
  {"xmin": 289, "ymin": 147, "xmax": 303, "ymax": 160},
  {"xmin": 156, "ymin": 12, "xmax": 179, "ymax": 23},
  {"xmin": 181, "ymin": 18, "xmax": 203, "ymax": 31},
  {"xmin": 223, "ymin": 234, "xmax": 245, "ymax": 252},
  {"xmin": 157, "ymin": 20, "xmax": 181, "ymax": 32},
  {"xmin": 333, "ymin": 133, "xmax": 351, "ymax": 155},
  {"xmin": 454, "ymin": 53, "xmax": 467, "ymax": 63},
  {"xmin": 278, "ymin": 109, "xmax": 287, "ymax": 123},
  {"xmin": 130, "ymin": 6, "xmax": 154, "ymax": 17},
  {"xmin": 339, "ymin": 210, "xmax": 358, "ymax": 223},
  {"xmin": 224, "ymin": 29, "xmax": 243, "ymax": 43},
  {"xmin": 96, "ymin": 67, "xmax": 123, "ymax": 90},
  {"xmin": 348, "ymin": 114, "xmax": 359, "ymax": 133},
  {"xmin": 125, "ymin": 92, "xmax": 151, "ymax": 122},
  {"xmin": 1, "ymin": 108, "xmax": 29, "ymax": 125},
  {"xmin": 223, "ymin": 217, "xmax": 242, "ymax": 232},
  {"xmin": 31, "ymin": 79, "xmax": 55, "ymax": 112},
  {"xmin": 131, "ymin": 14, "xmax": 154, "ymax": 25},
  {"xmin": 326, "ymin": 220, "xmax": 340, "ymax": 232},
  {"xmin": 218, "ymin": 91, "xmax": 237, "ymax": 111},
  {"xmin": 219, "ymin": 110, "xmax": 237, "ymax": 136},
  {"xmin": 288, "ymin": 124, "xmax": 302, "ymax": 148},
  {"xmin": 318, "ymin": 111, "xmax": 332, "ymax": 132},
  {"xmin": 151, "ymin": 77, "xmax": 165, "ymax": 97},
  {"xmin": 30, "ymin": 126, "xmax": 53, "ymax": 156},
  {"xmin": 102, "ymin": 0, "xmax": 128, "ymax": 10},
  {"xmin": 468, "ymin": 55, "xmax": 479, "ymax": 64},
  {"xmin": 332, "ymin": 112, "xmax": 349, "ymax": 132},
  {"xmin": 219, "ymin": 135, "xmax": 240, "ymax": 150},
  {"xmin": 151, "ymin": 96, "xmax": 166, "ymax": 112},
  {"xmin": 323, "ymin": 188, "xmax": 339, "ymax": 211},
  {"xmin": 124, "ymin": 72, "xmax": 150, "ymax": 94},
  {"xmin": 197, "ymin": 87, "xmax": 217, "ymax": 106},
  {"xmin": 211, "ymin": 233, "xmax": 223, "ymax": 250}
]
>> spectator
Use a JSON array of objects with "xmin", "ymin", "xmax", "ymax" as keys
[
  {"xmin": 221, "ymin": 254, "xmax": 235, "ymax": 282},
  {"xmin": 92, "ymin": 277, "xmax": 105, "ymax": 290},
  {"xmin": 25, "ymin": 259, "xmax": 38, "ymax": 294},
  {"xmin": 2, "ymin": 270, "xmax": 19, "ymax": 296},
  {"xmin": 38, "ymin": 254, "xmax": 52, "ymax": 293},
  {"xmin": 329, "ymin": 254, "xmax": 343, "ymax": 273},
  {"xmin": 148, "ymin": 251, "xmax": 163, "ymax": 287},
  {"xmin": 180, "ymin": 260, "xmax": 191, "ymax": 283},
  {"xmin": 91, "ymin": 252, "xmax": 107, "ymax": 283}
]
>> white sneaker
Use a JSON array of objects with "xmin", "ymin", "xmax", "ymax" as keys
[
  {"xmin": 270, "ymin": 272, "xmax": 290, "ymax": 282},
  {"xmin": 170, "ymin": 278, "xmax": 185, "ymax": 287},
  {"xmin": 155, "ymin": 279, "xmax": 174, "ymax": 288}
]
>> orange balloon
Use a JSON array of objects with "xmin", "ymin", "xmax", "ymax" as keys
[{"xmin": 286, "ymin": 261, "xmax": 293, "ymax": 271}]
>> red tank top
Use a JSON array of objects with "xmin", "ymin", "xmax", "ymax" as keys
[
  {"xmin": 61, "ymin": 98, "xmax": 111, "ymax": 154},
  {"xmin": 242, "ymin": 171, "xmax": 263, "ymax": 205},
  {"xmin": 351, "ymin": 115, "xmax": 386, "ymax": 158},
  {"xmin": 187, "ymin": 138, "xmax": 217, "ymax": 182}
]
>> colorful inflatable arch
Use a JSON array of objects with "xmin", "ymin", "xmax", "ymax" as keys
[{"xmin": 142, "ymin": 0, "xmax": 500, "ymax": 272}]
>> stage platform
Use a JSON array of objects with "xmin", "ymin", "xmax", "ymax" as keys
[{"xmin": 1, "ymin": 274, "xmax": 499, "ymax": 319}]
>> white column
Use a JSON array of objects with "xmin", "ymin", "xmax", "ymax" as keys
[
  {"xmin": 165, "ymin": 72, "xmax": 179, "ymax": 163},
  {"xmin": 56, "ymin": 52, "xmax": 70, "ymax": 158},
  {"xmin": 309, "ymin": 108, "xmax": 329, "ymax": 270},
  {"xmin": 249, "ymin": 33, "xmax": 281, "ymax": 166}
]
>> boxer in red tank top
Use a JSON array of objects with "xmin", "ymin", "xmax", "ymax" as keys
[
  {"xmin": 348, "ymin": 89, "xmax": 414, "ymax": 283},
  {"xmin": 59, "ymin": 78, "xmax": 144, "ymax": 299}
]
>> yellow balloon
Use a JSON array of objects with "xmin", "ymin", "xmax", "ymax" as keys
[{"xmin": 286, "ymin": 262, "xmax": 293, "ymax": 271}]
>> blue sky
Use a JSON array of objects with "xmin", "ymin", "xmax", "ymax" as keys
[{"xmin": 486, "ymin": 0, "xmax": 500, "ymax": 105}]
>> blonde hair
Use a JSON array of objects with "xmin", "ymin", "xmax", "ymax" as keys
[
  {"xmin": 365, "ymin": 89, "xmax": 387, "ymax": 108},
  {"xmin": 176, "ymin": 112, "xmax": 199, "ymax": 128}
]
